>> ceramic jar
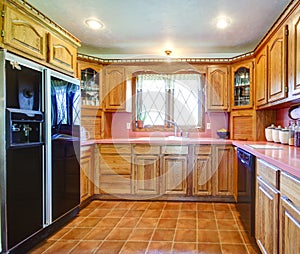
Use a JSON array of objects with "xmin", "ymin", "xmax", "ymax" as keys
[
  {"xmin": 265, "ymin": 124, "xmax": 275, "ymax": 142},
  {"xmin": 279, "ymin": 127, "xmax": 289, "ymax": 144},
  {"xmin": 272, "ymin": 125, "xmax": 281, "ymax": 143}
]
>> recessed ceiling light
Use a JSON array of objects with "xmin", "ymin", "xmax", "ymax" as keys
[
  {"xmin": 215, "ymin": 16, "xmax": 231, "ymax": 29},
  {"xmin": 85, "ymin": 18, "xmax": 104, "ymax": 30}
]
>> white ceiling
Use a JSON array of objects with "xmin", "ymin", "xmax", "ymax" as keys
[{"xmin": 27, "ymin": 0, "xmax": 292, "ymax": 59}]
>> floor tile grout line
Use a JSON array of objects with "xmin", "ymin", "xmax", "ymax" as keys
[{"xmin": 213, "ymin": 203, "xmax": 224, "ymax": 254}]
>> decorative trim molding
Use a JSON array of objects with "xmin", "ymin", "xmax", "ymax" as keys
[{"xmin": 77, "ymin": 52, "xmax": 254, "ymax": 64}]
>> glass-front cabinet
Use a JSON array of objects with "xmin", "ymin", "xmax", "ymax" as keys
[
  {"xmin": 77, "ymin": 60, "xmax": 102, "ymax": 108},
  {"xmin": 231, "ymin": 61, "xmax": 253, "ymax": 109}
]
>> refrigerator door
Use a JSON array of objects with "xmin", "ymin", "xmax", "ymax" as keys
[{"xmin": 44, "ymin": 69, "xmax": 80, "ymax": 223}]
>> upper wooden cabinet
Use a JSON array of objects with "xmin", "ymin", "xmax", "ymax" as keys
[
  {"xmin": 231, "ymin": 60, "xmax": 254, "ymax": 109},
  {"xmin": 207, "ymin": 66, "xmax": 229, "ymax": 111},
  {"xmin": 255, "ymin": 46, "xmax": 268, "ymax": 107},
  {"xmin": 267, "ymin": 25, "xmax": 288, "ymax": 103},
  {"xmin": 288, "ymin": 6, "xmax": 300, "ymax": 96},
  {"xmin": 3, "ymin": 4, "xmax": 48, "ymax": 61},
  {"xmin": 48, "ymin": 33, "xmax": 77, "ymax": 74},
  {"xmin": 104, "ymin": 66, "xmax": 126, "ymax": 111},
  {"xmin": 1, "ymin": 0, "xmax": 80, "ymax": 75},
  {"xmin": 77, "ymin": 59, "xmax": 103, "ymax": 108}
]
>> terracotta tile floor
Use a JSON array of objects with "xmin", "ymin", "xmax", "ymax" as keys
[{"xmin": 28, "ymin": 201, "xmax": 261, "ymax": 254}]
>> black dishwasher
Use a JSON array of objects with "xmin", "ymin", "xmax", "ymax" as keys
[{"xmin": 236, "ymin": 148, "xmax": 255, "ymax": 236}]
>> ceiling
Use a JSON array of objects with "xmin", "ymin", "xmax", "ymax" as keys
[{"xmin": 27, "ymin": 0, "xmax": 292, "ymax": 59}]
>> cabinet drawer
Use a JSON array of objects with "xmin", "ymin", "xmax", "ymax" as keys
[
  {"xmin": 162, "ymin": 146, "xmax": 188, "ymax": 155},
  {"xmin": 81, "ymin": 145, "xmax": 93, "ymax": 158},
  {"xmin": 99, "ymin": 174, "xmax": 131, "ymax": 194},
  {"xmin": 100, "ymin": 155, "xmax": 131, "ymax": 175},
  {"xmin": 281, "ymin": 172, "xmax": 300, "ymax": 208},
  {"xmin": 194, "ymin": 145, "xmax": 212, "ymax": 155},
  {"xmin": 100, "ymin": 144, "xmax": 131, "ymax": 154},
  {"xmin": 256, "ymin": 159, "xmax": 280, "ymax": 188},
  {"xmin": 133, "ymin": 144, "xmax": 160, "ymax": 154}
]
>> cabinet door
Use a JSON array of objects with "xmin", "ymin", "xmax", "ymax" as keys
[
  {"xmin": 268, "ymin": 26, "xmax": 288, "ymax": 103},
  {"xmin": 193, "ymin": 155, "xmax": 212, "ymax": 196},
  {"xmin": 48, "ymin": 33, "xmax": 77, "ymax": 75},
  {"xmin": 3, "ymin": 5, "xmax": 47, "ymax": 61},
  {"xmin": 231, "ymin": 61, "xmax": 253, "ymax": 109},
  {"xmin": 255, "ymin": 47, "xmax": 268, "ymax": 107},
  {"xmin": 213, "ymin": 146, "xmax": 234, "ymax": 196},
  {"xmin": 289, "ymin": 8, "xmax": 300, "ymax": 96},
  {"xmin": 80, "ymin": 157, "xmax": 93, "ymax": 201},
  {"xmin": 162, "ymin": 156, "xmax": 187, "ymax": 195},
  {"xmin": 104, "ymin": 67, "xmax": 126, "ymax": 111},
  {"xmin": 279, "ymin": 197, "xmax": 300, "ymax": 254},
  {"xmin": 133, "ymin": 155, "xmax": 160, "ymax": 195},
  {"xmin": 207, "ymin": 66, "xmax": 229, "ymax": 111},
  {"xmin": 77, "ymin": 60, "xmax": 103, "ymax": 109},
  {"xmin": 80, "ymin": 145, "xmax": 94, "ymax": 202},
  {"xmin": 255, "ymin": 176, "xmax": 279, "ymax": 254}
]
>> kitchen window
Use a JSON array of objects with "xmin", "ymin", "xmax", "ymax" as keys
[{"xmin": 133, "ymin": 72, "xmax": 205, "ymax": 131}]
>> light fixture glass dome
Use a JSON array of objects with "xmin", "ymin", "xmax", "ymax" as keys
[{"xmin": 85, "ymin": 18, "xmax": 104, "ymax": 30}]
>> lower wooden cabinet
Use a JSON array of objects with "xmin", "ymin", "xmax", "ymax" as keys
[
  {"xmin": 80, "ymin": 145, "xmax": 94, "ymax": 202},
  {"xmin": 213, "ymin": 145, "xmax": 234, "ymax": 196},
  {"xmin": 162, "ymin": 155, "xmax": 187, "ymax": 195},
  {"xmin": 133, "ymin": 155, "xmax": 160, "ymax": 195},
  {"xmin": 279, "ymin": 172, "xmax": 300, "ymax": 254},
  {"xmin": 255, "ymin": 159, "xmax": 280, "ymax": 254},
  {"xmin": 193, "ymin": 145, "xmax": 212, "ymax": 196},
  {"xmin": 98, "ymin": 144, "xmax": 131, "ymax": 194}
]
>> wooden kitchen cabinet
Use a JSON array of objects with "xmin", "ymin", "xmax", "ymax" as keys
[
  {"xmin": 288, "ymin": 6, "xmax": 300, "ymax": 96},
  {"xmin": 133, "ymin": 144, "xmax": 160, "ymax": 195},
  {"xmin": 207, "ymin": 66, "xmax": 229, "ymax": 111},
  {"xmin": 77, "ymin": 59, "xmax": 103, "ymax": 139},
  {"xmin": 80, "ymin": 145, "xmax": 94, "ymax": 202},
  {"xmin": 2, "ymin": 4, "xmax": 48, "ymax": 61},
  {"xmin": 255, "ymin": 46, "xmax": 268, "ymax": 107},
  {"xmin": 48, "ymin": 33, "xmax": 77, "ymax": 74},
  {"xmin": 1, "ymin": 1, "xmax": 80, "ymax": 76},
  {"xmin": 193, "ymin": 145, "xmax": 212, "ymax": 196},
  {"xmin": 231, "ymin": 60, "xmax": 254, "ymax": 109},
  {"xmin": 104, "ymin": 66, "xmax": 126, "ymax": 111},
  {"xmin": 255, "ymin": 159, "xmax": 280, "ymax": 254},
  {"xmin": 267, "ymin": 25, "xmax": 288, "ymax": 103},
  {"xmin": 162, "ymin": 146, "xmax": 188, "ymax": 195},
  {"xmin": 98, "ymin": 144, "xmax": 131, "ymax": 194},
  {"xmin": 279, "ymin": 172, "xmax": 300, "ymax": 254},
  {"xmin": 213, "ymin": 145, "xmax": 234, "ymax": 196}
]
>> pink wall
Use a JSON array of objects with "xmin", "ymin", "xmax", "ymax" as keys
[
  {"xmin": 110, "ymin": 112, "xmax": 229, "ymax": 139},
  {"xmin": 276, "ymin": 107, "xmax": 291, "ymax": 127}
]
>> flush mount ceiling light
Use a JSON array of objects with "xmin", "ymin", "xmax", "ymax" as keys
[
  {"xmin": 215, "ymin": 16, "xmax": 231, "ymax": 29},
  {"xmin": 165, "ymin": 50, "xmax": 172, "ymax": 56},
  {"xmin": 85, "ymin": 18, "xmax": 104, "ymax": 30}
]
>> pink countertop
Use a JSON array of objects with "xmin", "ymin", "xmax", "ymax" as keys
[
  {"xmin": 233, "ymin": 141, "xmax": 300, "ymax": 179},
  {"xmin": 81, "ymin": 137, "xmax": 232, "ymax": 146},
  {"xmin": 81, "ymin": 138, "xmax": 300, "ymax": 179}
]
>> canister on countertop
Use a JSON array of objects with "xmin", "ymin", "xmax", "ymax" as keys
[
  {"xmin": 272, "ymin": 125, "xmax": 281, "ymax": 143},
  {"xmin": 288, "ymin": 120, "xmax": 295, "ymax": 146},
  {"xmin": 279, "ymin": 127, "xmax": 289, "ymax": 144},
  {"xmin": 265, "ymin": 124, "xmax": 275, "ymax": 142}
]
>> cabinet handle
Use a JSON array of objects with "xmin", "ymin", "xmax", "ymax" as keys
[{"xmin": 281, "ymin": 196, "xmax": 300, "ymax": 215}]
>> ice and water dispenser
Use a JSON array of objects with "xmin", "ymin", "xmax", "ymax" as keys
[{"xmin": 5, "ymin": 60, "xmax": 44, "ymax": 147}]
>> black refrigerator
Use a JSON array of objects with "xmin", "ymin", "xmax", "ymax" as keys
[
  {"xmin": 48, "ymin": 72, "xmax": 81, "ymax": 222},
  {"xmin": 0, "ymin": 50, "xmax": 81, "ymax": 253}
]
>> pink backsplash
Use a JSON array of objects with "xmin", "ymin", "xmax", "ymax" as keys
[
  {"xmin": 110, "ymin": 112, "xmax": 229, "ymax": 139},
  {"xmin": 276, "ymin": 107, "xmax": 291, "ymax": 127}
]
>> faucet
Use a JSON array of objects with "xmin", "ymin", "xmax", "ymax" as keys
[{"xmin": 166, "ymin": 120, "xmax": 179, "ymax": 137}]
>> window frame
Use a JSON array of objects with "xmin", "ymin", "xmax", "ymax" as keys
[{"xmin": 132, "ymin": 71, "xmax": 205, "ymax": 132}]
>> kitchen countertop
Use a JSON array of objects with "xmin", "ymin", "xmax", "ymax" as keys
[
  {"xmin": 233, "ymin": 141, "xmax": 300, "ymax": 179},
  {"xmin": 81, "ymin": 137, "xmax": 232, "ymax": 146},
  {"xmin": 81, "ymin": 138, "xmax": 300, "ymax": 179}
]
